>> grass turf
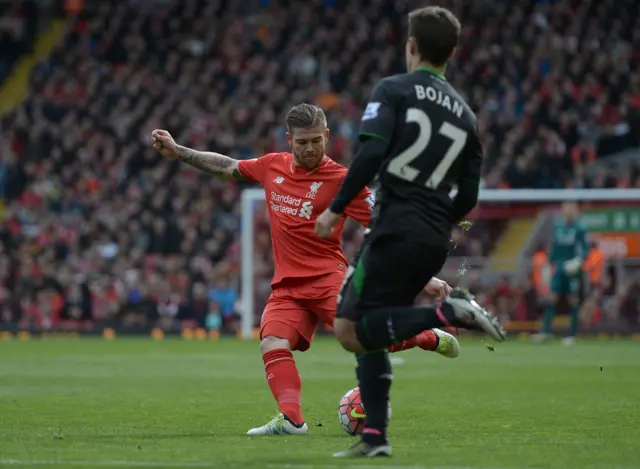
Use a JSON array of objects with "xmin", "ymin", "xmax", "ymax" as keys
[{"xmin": 0, "ymin": 337, "xmax": 638, "ymax": 469}]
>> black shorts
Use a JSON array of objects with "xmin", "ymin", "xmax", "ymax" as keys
[{"xmin": 336, "ymin": 233, "xmax": 448, "ymax": 321}]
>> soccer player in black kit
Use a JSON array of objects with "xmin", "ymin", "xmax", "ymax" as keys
[{"xmin": 315, "ymin": 6, "xmax": 506, "ymax": 458}]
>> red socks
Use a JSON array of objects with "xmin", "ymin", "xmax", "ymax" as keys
[
  {"xmin": 387, "ymin": 330, "xmax": 438, "ymax": 353},
  {"xmin": 261, "ymin": 332, "xmax": 438, "ymax": 424},
  {"xmin": 262, "ymin": 349, "xmax": 304, "ymax": 425}
]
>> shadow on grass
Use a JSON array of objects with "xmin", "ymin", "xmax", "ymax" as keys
[
  {"xmin": 82, "ymin": 432, "xmax": 218, "ymax": 440},
  {"xmin": 82, "ymin": 432, "xmax": 353, "ymax": 441}
]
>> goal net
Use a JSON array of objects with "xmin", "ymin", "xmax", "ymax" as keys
[{"xmin": 240, "ymin": 188, "xmax": 640, "ymax": 339}]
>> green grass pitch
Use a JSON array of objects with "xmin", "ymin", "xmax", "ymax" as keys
[{"xmin": 0, "ymin": 337, "xmax": 638, "ymax": 469}]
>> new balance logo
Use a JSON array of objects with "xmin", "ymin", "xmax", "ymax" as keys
[
  {"xmin": 305, "ymin": 181, "xmax": 323, "ymax": 199},
  {"xmin": 299, "ymin": 201, "xmax": 313, "ymax": 220},
  {"xmin": 273, "ymin": 177, "xmax": 284, "ymax": 184}
]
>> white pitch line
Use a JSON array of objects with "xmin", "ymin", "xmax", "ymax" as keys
[
  {"xmin": 0, "ymin": 460, "xmax": 526, "ymax": 469},
  {"xmin": 0, "ymin": 461, "xmax": 636, "ymax": 469}
]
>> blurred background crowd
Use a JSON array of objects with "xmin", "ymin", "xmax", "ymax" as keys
[{"xmin": 1, "ymin": 0, "xmax": 639, "ymax": 333}]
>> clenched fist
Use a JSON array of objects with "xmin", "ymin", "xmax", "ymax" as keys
[{"xmin": 151, "ymin": 129, "xmax": 179, "ymax": 159}]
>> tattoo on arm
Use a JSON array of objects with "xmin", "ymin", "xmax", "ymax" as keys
[{"xmin": 176, "ymin": 145, "xmax": 245, "ymax": 181}]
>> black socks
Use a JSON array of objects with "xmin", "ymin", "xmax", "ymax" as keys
[
  {"xmin": 355, "ymin": 304, "xmax": 451, "ymax": 351},
  {"xmin": 357, "ymin": 351, "xmax": 392, "ymax": 445}
]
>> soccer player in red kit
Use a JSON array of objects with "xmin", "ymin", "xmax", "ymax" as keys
[{"xmin": 151, "ymin": 103, "xmax": 459, "ymax": 436}]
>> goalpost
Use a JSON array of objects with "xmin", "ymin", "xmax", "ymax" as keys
[
  {"xmin": 239, "ymin": 188, "xmax": 640, "ymax": 339},
  {"xmin": 240, "ymin": 188, "xmax": 264, "ymax": 340}
]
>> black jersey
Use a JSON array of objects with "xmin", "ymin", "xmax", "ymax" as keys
[{"xmin": 359, "ymin": 67, "xmax": 482, "ymax": 246}]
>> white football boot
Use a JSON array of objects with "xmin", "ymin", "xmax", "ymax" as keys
[
  {"xmin": 432, "ymin": 328, "xmax": 460, "ymax": 358},
  {"xmin": 246, "ymin": 413, "xmax": 308, "ymax": 436}
]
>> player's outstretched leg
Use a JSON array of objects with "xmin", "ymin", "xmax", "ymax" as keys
[
  {"xmin": 352, "ymin": 288, "xmax": 505, "ymax": 352},
  {"xmin": 386, "ymin": 329, "xmax": 460, "ymax": 358},
  {"xmin": 246, "ymin": 336, "xmax": 309, "ymax": 436}
]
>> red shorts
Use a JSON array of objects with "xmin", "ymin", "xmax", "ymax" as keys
[{"xmin": 260, "ymin": 272, "xmax": 344, "ymax": 352}]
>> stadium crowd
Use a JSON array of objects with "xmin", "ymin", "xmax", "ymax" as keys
[{"xmin": 1, "ymin": 0, "xmax": 639, "ymax": 332}]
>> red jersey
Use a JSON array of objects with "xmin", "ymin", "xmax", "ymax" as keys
[{"xmin": 237, "ymin": 152, "xmax": 373, "ymax": 288}]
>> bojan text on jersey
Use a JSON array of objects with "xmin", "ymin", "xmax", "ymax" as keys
[{"xmin": 360, "ymin": 68, "xmax": 482, "ymax": 246}]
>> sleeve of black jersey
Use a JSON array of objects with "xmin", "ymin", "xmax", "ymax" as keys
[
  {"xmin": 329, "ymin": 81, "xmax": 396, "ymax": 214},
  {"xmin": 451, "ymin": 126, "xmax": 482, "ymax": 222},
  {"xmin": 357, "ymin": 80, "xmax": 396, "ymax": 144},
  {"xmin": 329, "ymin": 138, "xmax": 388, "ymax": 214}
]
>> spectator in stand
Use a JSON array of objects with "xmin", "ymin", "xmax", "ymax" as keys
[
  {"xmin": 179, "ymin": 281, "xmax": 209, "ymax": 328},
  {"xmin": 530, "ymin": 243, "xmax": 551, "ymax": 319},
  {"xmin": 0, "ymin": 1, "xmax": 40, "ymax": 83},
  {"xmin": 622, "ymin": 278, "xmax": 640, "ymax": 326},
  {"xmin": 208, "ymin": 278, "xmax": 238, "ymax": 328}
]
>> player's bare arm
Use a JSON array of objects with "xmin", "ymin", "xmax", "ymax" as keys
[
  {"xmin": 176, "ymin": 146, "xmax": 245, "ymax": 180},
  {"xmin": 151, "ymin": 129, "xmax": 245, "ymax": 180}
]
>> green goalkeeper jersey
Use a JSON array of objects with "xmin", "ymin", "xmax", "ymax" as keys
[{"xmin": 549, "ymin": 219, "xmax": 588, "ymax": 267}]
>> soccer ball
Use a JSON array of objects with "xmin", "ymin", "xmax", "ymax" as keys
[{"xmin": 338, "ymin": 387, "xmax": 391, "ymax": 436}]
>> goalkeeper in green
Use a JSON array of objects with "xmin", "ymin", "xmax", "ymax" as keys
[{"xmin": 537, "ymin": 202, "xmax": 588, "ymax": 344}]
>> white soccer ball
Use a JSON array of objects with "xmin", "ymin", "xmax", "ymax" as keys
[{"xmin": 337, "ymin": 386, "xmax": 392, "ymax": 436}]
